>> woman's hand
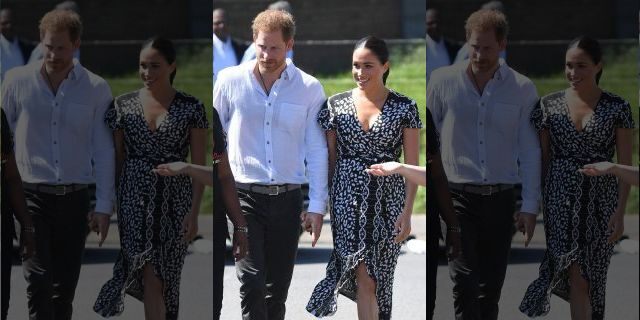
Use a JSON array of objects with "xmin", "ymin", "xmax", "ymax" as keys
[
  {"xmin": 579, "ymin": 161, "xmax": 615, "ymax": 176},
  {"xmin": 232, "ymin": 229, "xmax": 248, "ymax": 261},
  {"xmin": 20, "ymin": 229, "xmax": 35, "ymax": 260},
  {"xmin": 153, "ymin": 162, "xmax": 189, "ymax": 176},
  {"xmin": 607, "ymin": 210, "xmax": 625, "ymax": 244},
  {"xmin": 367, "ymin": 161, "xmax": 403, "ymax": 177},
  {"xmin": 182, "ymin": 213, "xmax": 198, "ymax": 244},
  {"xmin": 393, "ymin": 211, "xmax": 412, "ymax": 244}
]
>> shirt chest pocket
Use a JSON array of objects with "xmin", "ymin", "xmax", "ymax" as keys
[
  {"xmin": 490, "ymin": 102, "xmax": 520, "ymax": 135},
  {"xmin": 64, "ymin": 102, "xmax": 94, "ymax": 135},
  {"xmin": 276, "ymin": 103, "xmax": 306, "ymax": 133}
]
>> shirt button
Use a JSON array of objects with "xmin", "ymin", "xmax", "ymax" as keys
[
  {"xmin": 57, "ymin": 179, "xmax": 61, "ymax": 182},
  {"xmin": 53, "ymin": 141, "xmax": 57, "ymax": 144},
  {"xmin": 479, "ymin": 141, "xmax": 483, "ymax": 144},
  {"xmin": 268, "ymin": 103, "xmax": 271, "ymax": 106},
  {"xmin": 483, "ymin": 179, "xmax": 487, "ymax": 182},
  {"xmin": 479, "ymin": 122, "xmax": 483, "ymax": 126},
  {"xmin": 53, "ymin": 122, "xmax": 57, "ymax": 125},
  {"xmin": 267, "ymin": 141, "xmax": 270, "ymax": 144},
  {"xmin": 271, "ymin": 179, "xmax": 275, "ymax": 182},
  {"xmin": 266, "ymin": 122, "xmax": 270, "ymax": 125},
  {"xmin": 481, "ymin": 160, "xmax": 485, "ymax": 163},
  {"xmin": 480, "ymin": 102, "xmax": 485, "ymax": 106},
  {"xmin": 268, "ymin": 160, "xmax": 271, "ymax": 163}
]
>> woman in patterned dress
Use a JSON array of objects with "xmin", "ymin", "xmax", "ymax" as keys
[
  {"xmin": 306, "ymin": 36, "xmax": 421, "ymax": 320},
  {"xmin": 519, "ymin": 37, "xmax": 634, "ymax": 320},
  {"xmin": 93, "ymin": 37, "xmax": 208, "ymax": 320},
  {"xmin": 153, "ymin": 107, "xmax": 249, "ymax": 320}
]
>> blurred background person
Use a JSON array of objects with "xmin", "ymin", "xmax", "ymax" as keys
[
  {"xmin": 0, "ymin": 7, "xmax": 34, "ymax": 81},
  {"xmin": 426, "ymin": 8, "xmax": 459, "ymax": 83},
  {"xmin": 213, "ymin": 8, "xmax": 247, "ymax": 83}
]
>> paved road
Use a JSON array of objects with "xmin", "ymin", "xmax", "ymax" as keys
[
  {"xmin": 6, "ymin": 214, "xmax": 428, "ymax": 319},
  {"xmin": 433, "ymin": 215, "xmax": 640, "ymax": 320}
]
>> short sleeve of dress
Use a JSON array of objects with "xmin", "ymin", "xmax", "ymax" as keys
[
  {"xmin": 404, "ymin": 100, "xmax": 423, "ymax": 129},
  {"xmin": 104, "ymin": 100, "xmax": 122, "ymax": 130},
  {"xmin": 192, "ymin": 102, "xmax": 210, "ymax": 129},
  {"xmin": 530, "ymin": 99, "xmax": 547, "ymax": 132},
  {"xmin": 426, "ymin": 108, "xmax": 439, "ymax": 155},
  {"xmin": 615, "ymin": 101, "xmax": 636, "ymax": 129},
  {"xmin": 212, "ymin": 108, "xmax": 226, "ymax": 155},
  {"xmin": 316, "ymin": 99, "xmax": 334, "ymax": 130}
]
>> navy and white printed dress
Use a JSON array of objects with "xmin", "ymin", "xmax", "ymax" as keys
[
  {"xmin": 519, "ymin": 91, "xmax": 635, "ymax": 319},
  {"xmin": 94, "ymin": 90, "xmax": 209, "ymax": 319},
  {"xmin": 306, "ymin": 90, "xmax": 422, "ymax": 319}
]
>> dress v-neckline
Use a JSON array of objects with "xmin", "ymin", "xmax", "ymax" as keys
[
  {"xmin": 351, "ymin": 90, "xmax": 391, "ymax": 134},
  {"xmin": 563, "ymin": 90, "xmax": 603, "ymax": 134},
  {"xmin": 138, "ymin": 90, "xmax": 178, "ymax": 134}
]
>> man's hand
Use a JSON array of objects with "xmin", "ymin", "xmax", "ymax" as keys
[
  {"xmin": 514, "ymin": 212, "xmax": 536, "ymax": 247},
  {"xmin": 393, "ymin": 212, "xmax": 412, "ymax": 244},
  {"xmin": 607, "ymin": 212, "xmax": 625, "ymax": 244},
  {"xmin": 300, "ymin": 212, "xmax": 323, "ymax": 247},
  {"xmin": 87, "ymin": 212, "xmax": 111, "ymax": 247}
]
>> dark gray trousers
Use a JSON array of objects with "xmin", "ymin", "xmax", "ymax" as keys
[
  {"xmin": 235, "ymin": 188, "xmax": 302, "ymax": 320},
  {"xmin": 22, "ymin": 189, "xmax": 89, "ymax": 320},
  {"xmin": 449, "ymin": 189, "xmax": 515, "ymax": 320}
]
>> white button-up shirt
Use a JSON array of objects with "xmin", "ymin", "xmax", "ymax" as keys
[
  {"xmin": 214, "ymin": 58, "xmax": 328, "ymax": 214},
  {"xmin": 427, "ymin": 59, "xmax": 541, "ymax": 214},
  {"xmin": 1, "ymin": 59, "xmax": 115, "ymax": 214},
  {"xmin": 426, "ymin": 34, "xmax": 451, "ymax": 83},
  {"xmin": 213, "ymin": 34, "xmax": 238, "ymax": 83},
  {"xmin": 0, "ymin": 35, "xmax": 25, "ymax": 81}
]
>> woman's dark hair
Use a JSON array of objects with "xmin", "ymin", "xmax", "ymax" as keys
[
  {"xmin": 142, "ymin": 37, "xmax": 177, "ymax": 84},
  {"xmin": 568, "ymin": 36, "xmax": 603, "ymax": 84},
  {"xmin": 354, "ymin": 36, "xmax": 390, "ymax": 85}
]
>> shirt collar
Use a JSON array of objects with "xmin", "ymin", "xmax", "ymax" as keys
[
  {"xmin": 464, "ymin": 57, "xmax": 507, "ymax": 81},
  {"xmin": 248, "ymin": 58, "xmax": 294, "ymax": 81}
]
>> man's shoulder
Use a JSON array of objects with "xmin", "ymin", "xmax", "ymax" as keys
[
  {"xmin": 290, "ymin": 63, "xmax": 323, "ymax": 91},
  {"xmin": 217, "ymin": 63, "xmax": 247, "ymax": 84},
  {"xmin": 430, "ymin": 62, "xmax": 464, "ymax": 84},
  {"xmin": 3, "ymin": 61, "xmax": 38, "ymax": 84},
  {"xmin": 76, "ymin": 63, "xmax": 111, "ymax": 90},
  {"xmin": 503, "ymin": 65, "xmax": 535, "ymax": 90}
]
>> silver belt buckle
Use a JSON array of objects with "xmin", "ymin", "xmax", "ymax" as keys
[
  {"xmin": 55, "ymin": 185, "xmax": 67, "ymax": 196},
  {"xmin": 482, "ymin": 185, "xmax": 493, "ymax": 196},
  {"xmin": 268, "ymin": 185, "xmax": 280, "ymax": 196}
]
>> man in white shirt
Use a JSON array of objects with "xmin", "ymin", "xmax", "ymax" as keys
[
  {"xmin": 426, "ymin": 8, "xmax": 458, "ymax": 83},
  {"xmin": 1, "ymin": 9, "xmax": 114, "ymax": 320},
  {"xmin": 427, "ymin": 9, "xmax": 540, "ymax": 320},
  {"xmin": 0, "ymin": 8, "xmax": 33, "ymax": 81},
  {"xmin": 214, "ymin": 9, "xmax": 327, "ymax": 320},
  {"xmin": 213, "ymin": 8, "xmax": 247, "ymax": 83}
]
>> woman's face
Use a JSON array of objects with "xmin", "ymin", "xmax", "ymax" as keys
[
  {"xmin": 139, "ymin": 47, "xmax": 175, "ymax": 88},
  {"xmin": 352, "ymin": 47, "xmax": 388, "ymax": 89},
  {"xmin": 565, "ymin": 47, "xmax": 601, "ymax": 89}
]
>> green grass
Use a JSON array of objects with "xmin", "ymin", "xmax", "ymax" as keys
[
  {"xmin": 105, "ymin": 45, "xmax": 214, "ymax": 214},
  {"xmin": 318, "ymin": 45, "xmax": 428, "ymax": 214},
  {"xmin": 531, "ymin": 46, "xmax": 639, "ymax": 214}
]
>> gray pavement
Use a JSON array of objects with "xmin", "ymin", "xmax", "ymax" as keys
[
  {"xmin": 6, "ymin": 214, "xmax": 427, "ymax": 319},
  {"xmin": 433, "ymin": 215, "xmax": 640, "ymax": 320}
]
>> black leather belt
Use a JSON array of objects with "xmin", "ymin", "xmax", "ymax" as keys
[
  {"xmin": 236, "ymin": 183, "xmax": 301, "ymax": 196},
  {"xmin": 448, "ymin": 183, "xmax": 514, "ymax": 196},
  {"xmin": 23, "ymin": 183, "xmax": 89, "ymax": 196}
]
